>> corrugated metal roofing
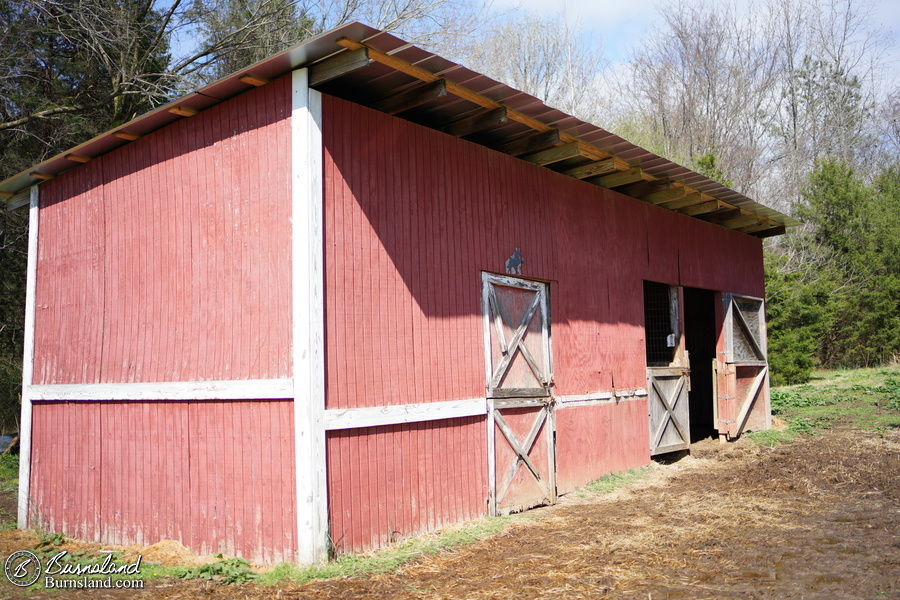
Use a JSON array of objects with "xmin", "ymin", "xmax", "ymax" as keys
[{"xmin": 0, "ymin": 22, "xmax": 799, "ymax": 232}]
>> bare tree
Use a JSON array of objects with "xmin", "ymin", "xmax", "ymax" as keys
[
  {"xmin": 450, "ymin": 10, "xmax": 606, "ymax": 123},
  {"xmin": 614, "ymin": 0, "xmax": 780, "ymax": 196}
]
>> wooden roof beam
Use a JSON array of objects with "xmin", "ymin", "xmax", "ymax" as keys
[
  {"xmin": 168, "ymin": 106, "xmax": 198, "ymax": 117},
  {"xmin": 659, "ymin": 192, "xmax": 708, "ymax": 210},
  {"xmin": 563, "ymin": 157, "xmax": 624, "ymax": 180},
  {"xmin": 719, "ymin": 215, "xmax": 765, "ymax": 229},
  {"xmin": 493, "ymin": 129, "xmax": 561, "ymax": 156},
  {"xmin": 735, "ymin": 221, "xmax": 775, "ymax": 234},
  {"xmin": 6, "ymin": 189, "xmax": 30, "ymax": 212},
  {"xmin": 335, "ymin": 38, "xmax": 615, "ymax": 158},
  {"xmin": 521, "ymin": 141, "xmax": 581, "ymax": 166},
  {"xmin": 642, "ymin": 186, "xmax": 688, "ymax": 205},
  {"xmin": 441, "ymin": 107, "xmax": 508, "ymax": 137},
  {"xmin": 239, "ymin": 74, "xmax": 269, "ymax": 87},
  {"xmin": 334, "ymin": 38, "xmax": 784, "ymax": 234},
  {"xmin": 697, "ymin": 208, "xmax": 742, "ymax": 225},
  {"xmin": 592, "ymin": 167, "xmax": 648, "ymax": 188},
  {"xmin": 371, "ymin": 79, "xmax": 447, "ymax": 115},
  {"xmin": 755, "ymin": 226, "xmax": 787, "ymax": 239},
  {"xmin": 113, "ymin": 131, "xmax": 140, "ymax": 141},
  {"xmin": 678, "ymin": 199, "xmax": 726, "ymax": 216},
  {"xmin": 309, "ymin": 47, "xmax": 370, "ymax": 87}
]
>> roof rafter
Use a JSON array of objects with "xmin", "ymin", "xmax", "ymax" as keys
[{"xmin": 334, "ymin": 37, "xmax": 781, "ymax": 234}]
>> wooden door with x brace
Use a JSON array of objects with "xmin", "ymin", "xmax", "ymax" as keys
[{"xmin": 482, "ymin": 273, "xmax": 556, "ymax": 516}]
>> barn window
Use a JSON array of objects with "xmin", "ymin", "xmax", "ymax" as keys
[
  {"xmin": 724, "ymin": 294, "xmax": 767, "ymax": 364},
  {"xmin": 644, "ymin": 281, "xmax": 678, "ymax": 366}
]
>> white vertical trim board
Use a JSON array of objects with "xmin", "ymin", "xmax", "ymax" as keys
[
  {"xmin": 292, "ymin": 69, "xmax": 328, "ymax": 565},
  {"xmin": 18, "ymin": 186, "xmax": 39, "ymax": 528}
]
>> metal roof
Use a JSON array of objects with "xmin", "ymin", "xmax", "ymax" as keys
[{"xmin": 0, "ymin": 22, "xmax": 799, "ymax": 235}]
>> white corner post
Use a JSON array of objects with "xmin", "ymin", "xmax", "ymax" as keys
[
  {"xmin": 292, "ymin": 68, "xmax": 328, "ymax": 564},
  {"xmin": 18, "ymin": 185, "xmax": 39, "ymax": 528}
]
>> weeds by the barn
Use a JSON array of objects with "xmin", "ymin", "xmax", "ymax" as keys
[
  {"xmin": 751, "ymin": 367, "xmax": 900, "ymax": 448},
  {"xmin": 256, "ymin": 466, "xmax": 653, "ymax": 586},
  {"xmin": 0, "ymin": 452, "xmax": 17, "ymax": 531},
  {"xmin": 256, "ymin": 517, "xmax": 516, "ymax": 586},
  {"xmin": 579, "ymin": 467, "xmax": 651, "ymax": 496}
]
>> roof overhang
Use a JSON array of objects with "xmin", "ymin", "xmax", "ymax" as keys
[{"xmin": 0, "ymin": 22, "xmax": 799, "ymax": 236}]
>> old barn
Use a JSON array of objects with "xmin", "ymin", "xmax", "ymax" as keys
[{"xmin": 0, "ymin": 23, "xmax": 798, "ymax": 564}]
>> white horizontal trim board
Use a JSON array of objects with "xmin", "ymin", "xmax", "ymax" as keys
[
  {"xmin": 557, "ymin": 389, "xmax": 648, "ymax": 408},
  {"xmin": 29, "ymin": 378, "xmax": 294, "ymax": 401},
  {"xmin": 324, "ymin": 398, "xmax": 487, "ymax": 430}
]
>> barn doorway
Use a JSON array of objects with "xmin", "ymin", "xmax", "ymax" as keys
[
  {"xmin": 645, "ymin": 283, "xmax": 719, "ymax": 454},
  {"xmin": 682, "ymin": 287, "xmax": 718, "ymax": 442}
]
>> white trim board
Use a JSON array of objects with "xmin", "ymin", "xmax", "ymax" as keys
[
  {"xmin": 556, "ymin": 389, "xmax": 648, "ymax": 409},
  {"xmin": 28, "ymin": 379, "xmax": 294, "ymax": 401},
  {"xmin": 324, "ymin": 398, "xmax": 487, "ymax": 430},
  {"xmin": 18, "ymin": 186, "xmax": 39, "ymax": 528},
  {"xmin": 291, "ymin": 68, "xmax": 328, "ymax": 566}
]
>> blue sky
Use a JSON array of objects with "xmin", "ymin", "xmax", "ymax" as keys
[{"xmin": 492, "ymin": 0, "xmax": 900, "ymax": 70}]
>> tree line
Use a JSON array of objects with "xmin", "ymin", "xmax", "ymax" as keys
[{"xmin": 0, "ymin": 0, "xmax": 897, "ymax": 429}]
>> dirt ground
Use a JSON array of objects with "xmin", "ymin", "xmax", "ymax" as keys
[{"xmin": 1, "ymin": 427, "xmax": 898, "ymax": 599}]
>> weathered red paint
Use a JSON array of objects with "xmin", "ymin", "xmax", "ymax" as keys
[
  {"xmin": 323, "ymin": 95, "xmax": 765, "ymax": 407},
  {"xmin": 326, "ymin": 417, "xmax": 487, "ymax": 553},
  {"xmin": 321, "ymin": 95, "xmax": 768, "ymax": 549},
  {"xmin": 25, "ymin": 80, "xmax": 770, "ymax": 562},
  {"xmin": 29, "ymin": 400, "xmax": 296, "ymax": 563},
  {"xmin": 33, "ymin": 75, "xmax": 293, "ymax": 385},
  {"xmin": 555, "ymin": 400, "xmax": 650, "ymax": 494}
]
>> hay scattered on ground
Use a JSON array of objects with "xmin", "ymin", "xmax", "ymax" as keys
[{"xmin": 1, "ymin": 428, "xmax": 898, "ymax": 599}]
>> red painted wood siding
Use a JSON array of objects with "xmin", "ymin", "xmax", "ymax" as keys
[
  {"xmin": 33, "ymin": 75, "xmax": 293, "ymax": 385},
  {"xmin": 322, "ymin": 95, "xmax": 767, "ymax": 549},
  {"xmin": 323, "ymin": 94, "xmax": 764, "ymax": 403},
  {"xmin": 326, "ymin": 417, "xmax": 487, "ymax": 553},
  {"xmin": 555, "ymin": 400, "xmax": 650, "ymax": 494},
  {"xmin": 29, "ymin": 400, "xmax": 296, "ymax": 563}
]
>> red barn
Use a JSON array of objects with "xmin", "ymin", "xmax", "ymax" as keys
[{"xmin": 0, "ymin": 23, "xmax": 798, "ymax": 564}]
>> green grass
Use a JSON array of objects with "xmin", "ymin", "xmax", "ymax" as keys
[
  {"xmin": 754, "ymin": 366, "xmax": 900, "ymax": 446},
  {"xmin": 256, "ymin": 467, "xmax": 652, "ymax": 587},
  {"xmin": 0, "ymin": 451, "xmax": 18, "ymax": 480},
  {"xmin": 0, "ymin": 452, "xmax": 18, "ymax": 531},
  {"xmin": 746, "ymin": 429, "xmax": 796, "ymax": 447},
  {"xmin": 255, "ymin": 516, "xmax": 515, "ymax": 586},
  {"xmin": 580, "ymin": 467, "xmax": 651, "ymax": 496}
]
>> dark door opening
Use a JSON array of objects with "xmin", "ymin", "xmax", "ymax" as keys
[{"xmin": 683, "ymin": 287, "xmax": 717, "ymax": 442}]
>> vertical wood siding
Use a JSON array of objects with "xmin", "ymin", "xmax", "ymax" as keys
[
  {"xmin": 323, "ymin": 95, "xmax": 766, "ymax": 549},
  {"xmin": 33, "ymin": 76, "xmax": 293, "ymax": 385},
  {"xmin": 326, "ymin": 417, "xmax": 487, "ymax": 553},
  {"xmin": 29, "ymin": 400, "xmax": 296, "ymax": 563},
  {"xmin": 555, "ymin": 401, "xmax": 650, "ymax": 494},
  {"xmin": 323, "ymin": 94, "xmax": 764, "ymax": 403}
]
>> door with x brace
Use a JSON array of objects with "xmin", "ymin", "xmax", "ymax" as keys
[
  {"xmin": 648, "ymin": 367, "xmax": 691, "ymax": 455},
  {"xmin": 482, "ymin": 273, "xmax": 556, "ymax": 516}
]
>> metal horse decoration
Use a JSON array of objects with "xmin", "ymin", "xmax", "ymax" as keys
[{"xmin": 505, "ymin": 248, "xmax": 525, "ymax": 275}]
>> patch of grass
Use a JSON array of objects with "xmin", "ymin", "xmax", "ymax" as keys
[
  {"xmin": 771, "ymin": 367, "xmax": 900, "ymax": 434},
  {"xmin": 747, "ymin": 429, "xmax": 796, "ymax": 447},
  {"xmin": 582, "ymin": 467, "xmax": 651, "ymax": 495},
  {"xmin": 0, "ymin": 451, "xmax": 18, "ymax": 479},
  {"xmin": 178, "ymin": 554, "xmax": 257, "ymax": 585},
  {"xmin": 258, "ymin": 468, "xmax": 652, "ymax": 587},
  {"xmin": 256, "ymin": 516, "xmax": 514, "ymax": 586}
]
